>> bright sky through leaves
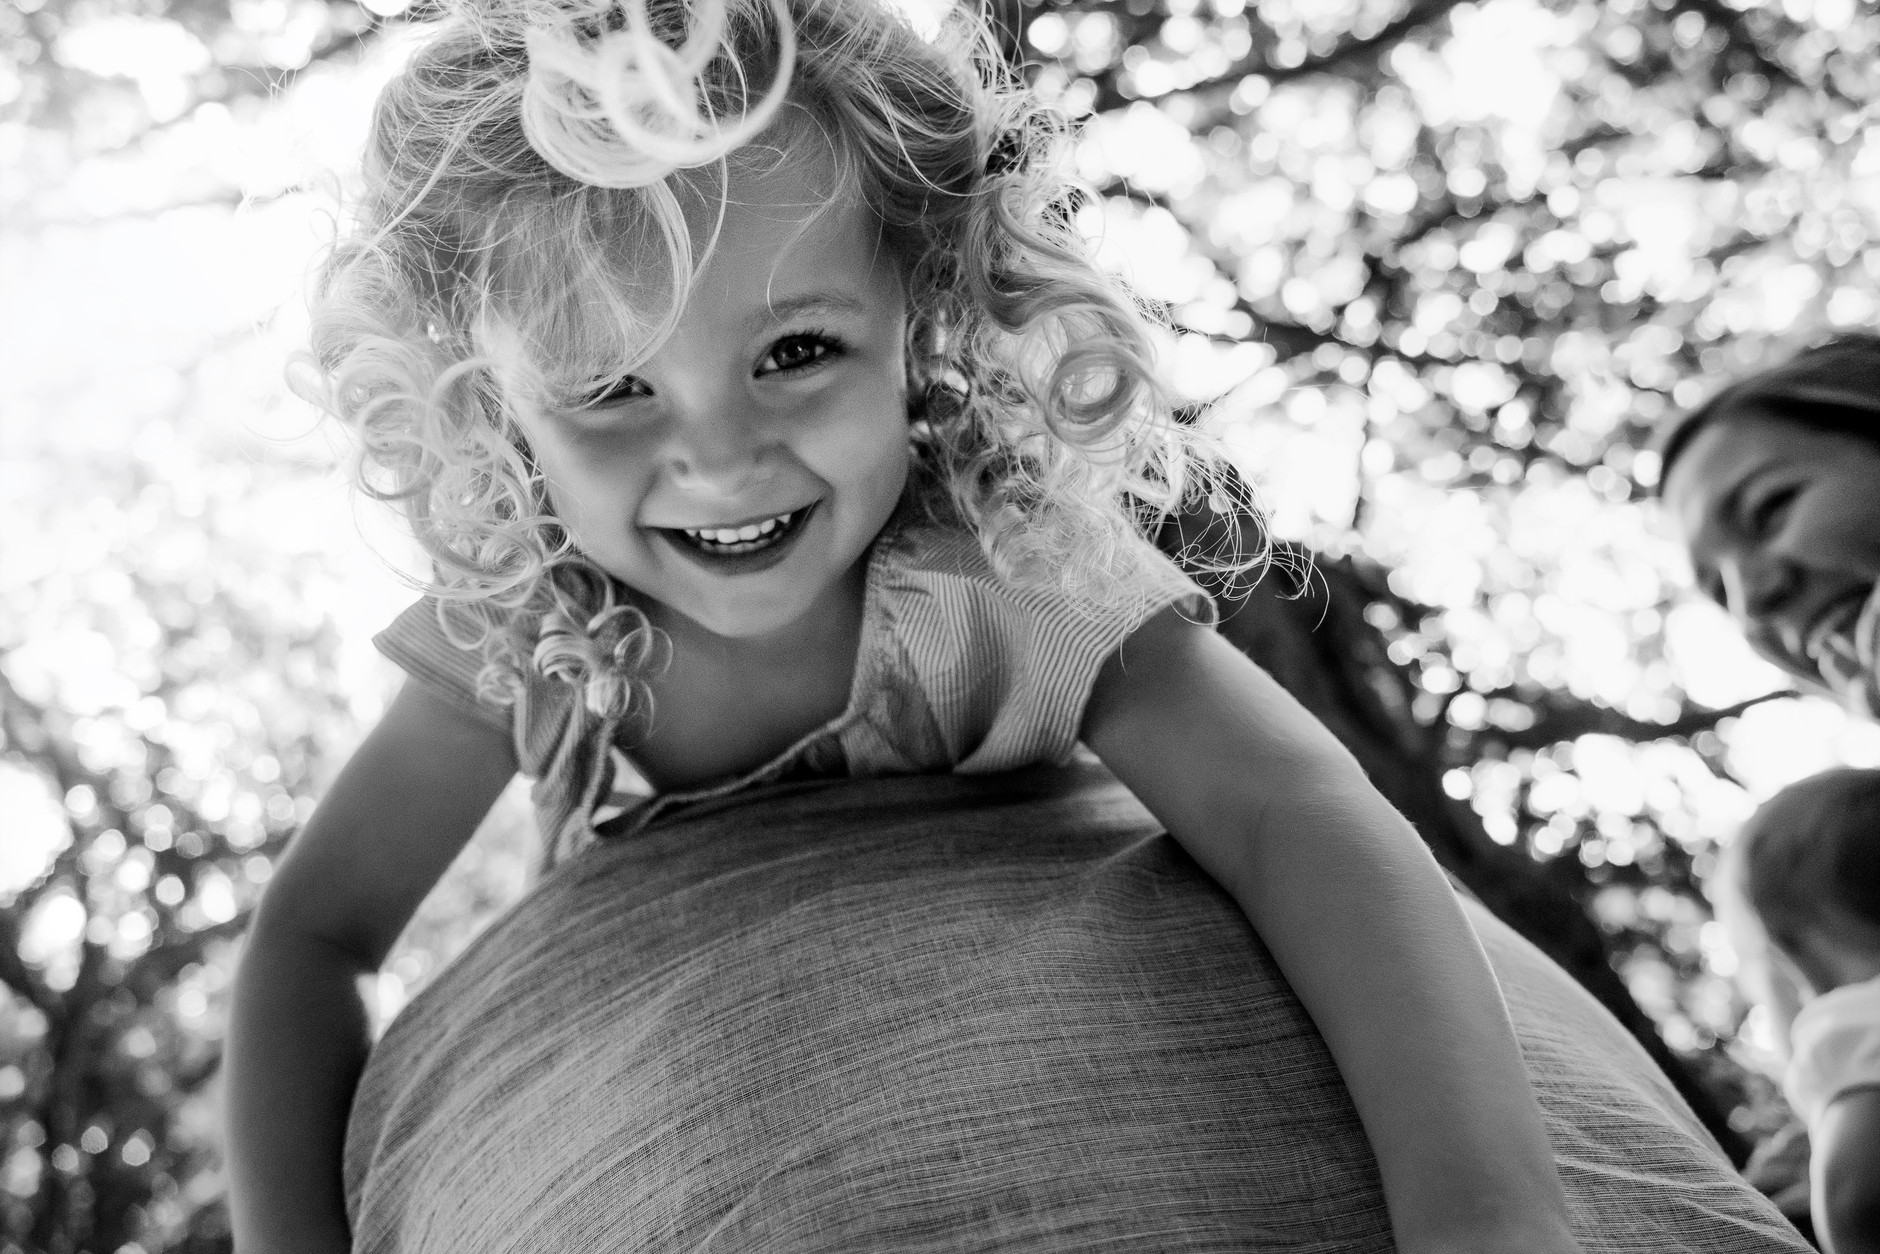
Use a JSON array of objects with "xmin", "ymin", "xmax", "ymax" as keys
[{"xmin": 8, "ymin": 0, "xmax": 1880, "ymax": 1240}]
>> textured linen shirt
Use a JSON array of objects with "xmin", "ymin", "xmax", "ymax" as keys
[
  {"xmin": 374, "ymin": 516, "xmax": 1214, "ymax": 867},
  {"xmin": 1784, "ymin": 973, "xmax": 1880, "ymax": 1130},
  {"xmin": 346, "ymin": 762, "xmax": 1812, "ymax": 1253}
]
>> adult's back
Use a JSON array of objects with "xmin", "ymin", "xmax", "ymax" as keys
[{"xmin": 346, "ymin": 761, "xmax": 1806, "ymax": 1252}]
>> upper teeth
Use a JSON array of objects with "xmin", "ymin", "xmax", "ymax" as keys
[
  {"xmin": 1807, "ymin": 595, "xmax": 1867, "ymax": 660},
  {"xmin": 682, "ymin": 510, "xmax": 794, "ymax": 545}
]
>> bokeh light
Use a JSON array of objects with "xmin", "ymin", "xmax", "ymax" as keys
[{"xmin": 9, "ymin": 0, "xmax": 1880, "ymax": 1242}]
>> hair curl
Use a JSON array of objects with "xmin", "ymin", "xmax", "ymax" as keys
[{"xmin": 307, "ymin": 0, "xmax": 1257, "ymax": 720}]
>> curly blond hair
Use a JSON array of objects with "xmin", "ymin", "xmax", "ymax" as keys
[{"xmin": 308, "ymin": 0, "xmax": 1257, "ymax": 722}]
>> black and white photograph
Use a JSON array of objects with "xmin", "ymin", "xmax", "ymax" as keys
[{"xmin": 4, "ymin": 0, "xmax": 1879, "ymax": 1248}]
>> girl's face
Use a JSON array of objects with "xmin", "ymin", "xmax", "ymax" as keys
[
  {"xmin": 515, "ymin": 155, "xmax": 911, "ymax": 641},
  {"xmin": 1663, "ymin": 411, "xmax": 1880, "ymax": 688}
]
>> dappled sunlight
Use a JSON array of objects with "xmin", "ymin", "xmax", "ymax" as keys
[
  {"xmin": 1034, "ymin": 0, "xmax": 1880, "ymax": 1110},
  {"xmin": 0, "ymin": 766, "xmax": 72, "ymax": 901},
  {"xmin": 7, "ymin": 0, "xmax": 1880, "ymax": 1240}
]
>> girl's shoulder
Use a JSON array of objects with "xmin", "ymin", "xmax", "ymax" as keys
[
  {"xmin": 856, "ymin": 515, "xmax": 1212, "ymax": 776},
  {"xmin": 374, "ymin": 598, "xmax": 516, "ymax": 735},
  {"xmin": 373, "ymin": 597, "xmax": 580, "ymax": 772},
  {"xmin": 877, "ymin": 518, "xmax": 996, "ymax": 583}
]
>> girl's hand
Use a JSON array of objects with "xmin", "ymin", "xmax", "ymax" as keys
[{"xmin": 1083, "ymin": 608, "xmax": 1582, "ymax": 1254}]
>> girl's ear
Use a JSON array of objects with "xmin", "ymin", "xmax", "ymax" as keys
[
  {"xmin": 901, "ymin": 308, "xmax": 970, "ymax": 423},
  {"xmin": 907, "ymin": 375, "xmax": 970, "ymax": 426},
  {"xmin": 903, "ymin": 313, "xmax": 939, "ymax": 421}
]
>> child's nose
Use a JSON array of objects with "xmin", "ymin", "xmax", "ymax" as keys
[{"xmin": 663, "ymin": 402, "xmax": 773, "ymax": 491}]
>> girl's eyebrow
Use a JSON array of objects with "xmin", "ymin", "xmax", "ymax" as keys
[{"xmin": 758, "ymin": 292, "xmax": 869, "ymax": 322}]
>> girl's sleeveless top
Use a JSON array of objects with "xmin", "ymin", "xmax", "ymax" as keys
[{"xmin": 374, "ymin": 517, "xmax": 1215, "ymax": 869}]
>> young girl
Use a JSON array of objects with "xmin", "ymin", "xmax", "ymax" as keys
[
  {"xmin": 225, "ymin": 0, "xmax": 1581, "ymax": 1248},
  {"xmin": 1715, "ymin": 770, "xmax": 1880, "ymax": 1254}
]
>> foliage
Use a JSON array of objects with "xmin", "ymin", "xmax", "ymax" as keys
[
  {"xmin": 8, "ymin": 0, "xmax": 1880, "ymax": 1246},
  {"xmin": 0, "ymin": 434, "xmax": 530, "ymax": 1254},
  {"xmin": 1008, "ymin": 0, "xmax": 1880, "ymax": 1164},
  {"xmin": 0, "ymin": 451, "xmax": 339, "ymax": 1252},
  {"xmin": 1, "ymin": 54, "xmax": 532, "ymax": 1247}
]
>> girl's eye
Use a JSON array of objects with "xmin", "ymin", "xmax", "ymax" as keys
[
  {"xmin": 1747, "ymin": 484, "xmax": 1799, "ymax": 538},
  {"xmin": 584, "ymin": 375, "xmax": 653, "ymax": 407},
  {"xmin": 759, "ymin": 334, "xmax": 839, "ymax": 376}
]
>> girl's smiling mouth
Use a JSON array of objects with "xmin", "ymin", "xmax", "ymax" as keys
[{"xmin": 653, "ymin": 504, "xmax": 819, "ymax": 573}]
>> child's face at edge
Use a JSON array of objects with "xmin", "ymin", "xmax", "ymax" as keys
[{"xmin": 515, "ymin": 154, "xmax": 912, "ymax": 642}]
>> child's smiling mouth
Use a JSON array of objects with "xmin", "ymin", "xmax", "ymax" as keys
[{"xmin": 654, "ymin": 504, "xmax": 818, "ymax": 572}]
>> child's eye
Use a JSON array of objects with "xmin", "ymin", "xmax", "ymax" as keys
[
  {"xmin": 583, "ymin": 375, "xmax": 653, "ymax": 407},
  {"xmin": 758, "ymin": 333, "xmax": 840, "ymax": 376}
]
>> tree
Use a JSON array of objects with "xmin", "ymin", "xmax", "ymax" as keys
[
  {"xmin": 0, "ymin": 442, "xmax": 530, "ymax": 1254},
  {"xmin": 0, "ymin": 448, "xmax": 352, "ymax": 1250},
  {"xmin": 9, "ymin": 0, "xmax": 1878, "ymax": 1244},
  {"xmin": 1011, "ymin": 0, "xmax": 1879, "ymax": 1173}
]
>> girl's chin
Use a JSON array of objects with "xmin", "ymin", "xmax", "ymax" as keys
[
  {"xmin": 640, "ymin": 565, "xmax": 835, "ymax": 641},
  {"xmin": 675, "ymin": 594, "xmax": 827, "ymax": 642}
]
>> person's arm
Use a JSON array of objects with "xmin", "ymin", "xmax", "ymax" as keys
[
  {"xmin": 225, "ymin": 681, "xmax": 518, "ymax": 1254},
  {"xmin": 1815, "ymin": 1088, "xmax": 1880, "ymax": 1254},
  {"xmin": 1082, "ymin": 608, "xmax": 1578, "ymax": 1254}
]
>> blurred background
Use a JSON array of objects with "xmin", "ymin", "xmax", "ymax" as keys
[{"xmin": 5, "ymin": 0, "xmax": 1880, "ymax": 1247}]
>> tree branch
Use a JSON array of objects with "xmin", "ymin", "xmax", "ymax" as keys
[
  {"xmin": 1264, "ymin": 0, "xmax": 1463, "ymax": 84},
  {"xmin": 1094, "ymin": 179, "xmax": 1452, "ymax": 367},
  {"xmin": 1083, "ymin": 0, "xmax": 1468, "ymax": 117},
  {"xmin": 1491, "ymin": 690, "xmax": 1792, "ymax": 752},
  {"xmin": 1673, "ymin": 0, "xmax": 1811, "ymax": 95},
  {"xmin": 80, "ymin": 24, "xmax": 386, "ymax": 162},
  {"xmin": 0, "ymin": 911, "xmax": 52, "ymax": 1017},
  {"xmin": 121, "ymin": 917, "xmax": 250, "ymax": 1003}
]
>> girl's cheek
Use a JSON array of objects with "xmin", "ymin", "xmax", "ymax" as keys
[
  {"xmin": 537, "ymin": 445, "xmax": 640, "ymax": 524},
  {"xmin": 545, "ymin": 422, "xmax": 668, "ymax": 495}
]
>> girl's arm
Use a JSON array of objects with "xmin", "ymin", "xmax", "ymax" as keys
[
  {"xmin": 1815, "ymin": 1089, "xmax": 1880, "ymax": 1254},
  {"xmin": 1082, "ymin": 608, "xmax": 1578, "ymax": 1254},
  {"xmin": 225, "ymin": 682, "xmax": 518, "ymax": 1254}
]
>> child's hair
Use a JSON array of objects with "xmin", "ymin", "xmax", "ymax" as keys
[
  {"xmin": 306, "ymin": 0, "xmax": 1254, "ymax": 720},
  {"xmin": 1731, "ymin": 768, "xmax": 1880, "ymax": 983}
]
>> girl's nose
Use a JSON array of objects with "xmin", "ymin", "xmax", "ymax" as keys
[{"xmin": 662, "ymin": 401, "xmax": 771, "ymax": 492}]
